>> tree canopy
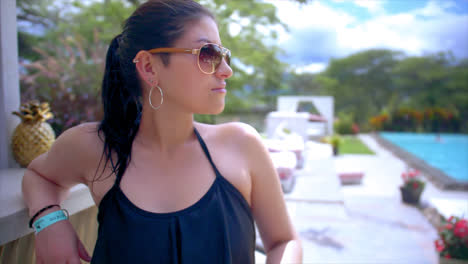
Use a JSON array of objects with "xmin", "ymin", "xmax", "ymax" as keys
[
  {"xmin": 18, "ymin": 0, "xmax": 288, "ymax": 132},
  {"xmin": 17, "ymin": 0, "xmax": 468, "ymax": 133},
  {"xmin": 312, "ymin": 50, "xmax": 468, "ymax": 131}
]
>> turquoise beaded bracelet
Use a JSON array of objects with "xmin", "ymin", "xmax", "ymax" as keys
[{"xmin": 33, "ymin": 209, "xmax": 69, "ymax": 234}]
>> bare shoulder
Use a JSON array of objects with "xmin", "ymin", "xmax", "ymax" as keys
[
  {"xmin": 221, "ymin": 122, "xmax": 264, "ymax": 151},
  {"xmin": 221, "ymin": 122, "xmax": 259, "ymax": 137},
  {"xmin": 195, "ymin": 121, "xmax": 266, "ymax": 164},
  {"xmin": 53, "ymin": 122, "xmax": 103, "ymax": 159},
  {"xmin": 203, "ymin": 122, "xmax": 278, "ymax": 183},
  {"xmin": 28, "ymin": 122, "xmax": 104, "ymax": 187},
  {"xmin": 51, "ymin": 121, "xmax": 100, "ymax": 141},
  {"xmin": 195, "ymin": 121, "xmax": 262, "ymax": 146}
]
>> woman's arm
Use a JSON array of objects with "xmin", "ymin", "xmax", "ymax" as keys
[
  {"xmin": 231, "ymin": 123, "xmax": 303, "ymax": 263},
  {"xmin": 22, "ymin": 123, "xmax": 100, "ymax": 263},
  {"xmin": 263, "ymin": 240, "xmax": 302, "ymax": 264},
  {"xmin": 22, "ymin": 123, "xmax": 97, "ymax": 215}
]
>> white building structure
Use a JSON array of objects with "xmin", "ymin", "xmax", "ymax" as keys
[{"xmin": 266, "ymin": 96, "xmax": 334, "ymax": 140}]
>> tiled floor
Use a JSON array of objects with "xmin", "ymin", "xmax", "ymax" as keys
[
  {"xmin": 285, "ymin": 188, "xmax": 438, "ymax": 263},
  {"xmin": 274, "ymin": 134, "xmax": 466, "ymax": 264}
]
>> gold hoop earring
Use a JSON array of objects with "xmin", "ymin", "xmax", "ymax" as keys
[{"xmin": 149, "ymin": 83, "xmax": 163, "ymax": 110}]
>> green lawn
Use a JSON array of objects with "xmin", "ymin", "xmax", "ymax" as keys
[{"xmin": 339, "ymin": 136, "xmax": 375, "ymax": 155}]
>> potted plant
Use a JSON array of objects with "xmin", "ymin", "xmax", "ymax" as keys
[
  {"xmin": 435, "ymin": 216, "xmax": 468, "ymax": 263},
  {"xmin": 400, "ymin": 169, "xmax": 425, "ymax": 204}
]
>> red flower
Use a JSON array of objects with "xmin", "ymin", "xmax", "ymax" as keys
[
  {"xmin": 435, "ymin": 216, "xmax": 468, "ymax": 258},
  {"xmin": 444, "ymin": 223, "xmax": 453, "ymax": 230},
  {"xmin": 412, "ymin": 182, "xmax": 419, "ymax": 189},
  {"xmin": 435, "ymin": 239, "xmax": 445, "ymax": 252},
  {"xmin": 454, "ymin": 219, "xmax": 468, "ymax": 238}
]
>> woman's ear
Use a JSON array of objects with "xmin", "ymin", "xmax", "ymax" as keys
[{"xmin": 134, "ymin": 51, "xmax": 159, "ymax": 86}]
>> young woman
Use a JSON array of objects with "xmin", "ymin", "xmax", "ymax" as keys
[{"xmin": 22, "ymin": 0, "xmax": 302, "ymax": 263}]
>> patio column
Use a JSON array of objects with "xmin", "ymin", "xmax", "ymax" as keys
[{"xmin": 0, "ymin": 0, "xmax": 20, "ymax": 169}]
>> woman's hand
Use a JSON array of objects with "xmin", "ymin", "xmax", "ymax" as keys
[{"xmin": 35, "ymin": 219, "xmax": 91, "ymax": 264}]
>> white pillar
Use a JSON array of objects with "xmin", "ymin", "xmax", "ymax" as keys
[{"xmin": 0, "ymin": 0, "xmax": 20, "ymax": 169}]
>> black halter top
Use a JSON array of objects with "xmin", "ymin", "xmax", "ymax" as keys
[{"xmin": 91, "ymin": 128, "xmax": 256, "ymax": 263}]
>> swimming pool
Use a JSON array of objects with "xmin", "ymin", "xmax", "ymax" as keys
[{"xmin": 380, "ymin": 132, "xmax": 468, "ymax": 182}]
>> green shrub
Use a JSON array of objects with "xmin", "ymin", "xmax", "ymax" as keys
[{"xmin": 334, "ymin": 113, "xmax": 354, "ymax": 134}]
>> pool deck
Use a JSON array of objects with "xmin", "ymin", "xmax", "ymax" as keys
[
  {"xmin": 373, "ymin": 133, "xmax": 468, "ymax": 190},
  {"xmin": 261, "ymin": 133, "xmax": 468, "ymax": 264},
  {"xmin": 354, "ymin": 134, "xmax": 468, "ymax": 219}
]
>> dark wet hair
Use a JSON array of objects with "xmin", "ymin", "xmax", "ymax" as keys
[{"xmin": 96, "ymin": 0, "xmax": 214, "ymax": 182}]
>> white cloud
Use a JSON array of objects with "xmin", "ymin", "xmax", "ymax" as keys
[
  {"xmin": 294, "ymin": 63, "xmax": 327, "ymax": 74},
  {"xmin": 353, "ymin": 0, "xmax": 385, "ymax": 14},
  {"xmin": 266, "ymin": 0, "xmax": 357, "ymax": 59},
  {"xmin": 272, "ymin": 1, "xmax": 356, "ymax": 29},
  {"xmin": 336, "ymin": 13, "xmax": 425, "ymax": 54},
  {"xmin": 269, "ymin": 0, "xmax": 468, "ymax": 67},
  {"xmin": 266, "ymin": 0, "xmax": 355, "ymax": 44},
  {"xmin": 416, "ymin": 0, "xmax": 457, "ymax": 17},
  {"xmin": 343, "ymin": 2, "xmax": 468, "ymax": 57}
]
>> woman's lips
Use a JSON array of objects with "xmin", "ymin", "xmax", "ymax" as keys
[{"xmin": 211, "ymin": 88, "xmax": 226, "ymax": 93}]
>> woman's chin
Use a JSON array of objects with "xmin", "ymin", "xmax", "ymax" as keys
[{"xmin": 213, "ymin": 105, "xmax": 225, "ymax": 115}]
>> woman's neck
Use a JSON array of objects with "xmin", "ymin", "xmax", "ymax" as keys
[{"xmin": 134, "ymin": 104, "xmax": 196, "ymax": 156}]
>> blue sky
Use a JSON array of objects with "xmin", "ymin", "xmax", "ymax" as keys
[{"xmin": 263, "ymin": 0, "xmax": 468, "ymax": 73}]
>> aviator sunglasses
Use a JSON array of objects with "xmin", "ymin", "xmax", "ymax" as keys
[{"xmin": 133, "ymin": 43, "xmax": 231, "ymax": 75}]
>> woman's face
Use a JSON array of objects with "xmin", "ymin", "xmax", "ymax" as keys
[{"xmin": 156, "ymin": 16, "xmax": 233, "ymax": 115}]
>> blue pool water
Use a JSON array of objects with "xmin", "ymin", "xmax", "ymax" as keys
[{"xmin": 380, "ymin": 132, "xmax": 468, "ymax": 182}]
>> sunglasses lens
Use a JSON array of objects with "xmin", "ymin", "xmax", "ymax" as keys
[
  {"xmin": 225, "ymin": 50, "xmax": 231, "ymax": 66},
  {"xmin": 199, "ymin": 44, "xmax": 228, "ymax": 74}
]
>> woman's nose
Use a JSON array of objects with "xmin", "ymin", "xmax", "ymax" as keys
[{"xmin": 215, "ymin": 58, "xmax": 233, "ymax": 79}]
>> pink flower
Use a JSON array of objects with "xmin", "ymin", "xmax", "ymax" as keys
[
  {"xmin": 408, "ymin": 170, "xmax": 420, "ymax": 178},
  {"xmin": 412, "ymin": 182, "xmax": 419, "ymax": 190},
  {"xmin": 434, "ymin": 239, "xmax": 445, "ymax": 252},
  {"xmin": 444, "ymin": 223, "xmax": 453, "ymax": 230},
  {"xmin": 401, "ymin": 172, "xmax": 408, "ymax": 181},
  {"xmin": 454, "ymin": 219, "xmax": 468, "ymax": 238}
]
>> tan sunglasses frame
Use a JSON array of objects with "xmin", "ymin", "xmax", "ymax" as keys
[{"xmin": 133, "ymin": 44, "xmax": 230, "ymax": 74}]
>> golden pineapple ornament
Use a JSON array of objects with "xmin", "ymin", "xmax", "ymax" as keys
[{"xmin": 11, "ymin": 101, "xmax": 56, "ymax": 167}]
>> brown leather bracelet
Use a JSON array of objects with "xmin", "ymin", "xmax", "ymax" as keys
[{"xmin": 29, "ymin": 204, "xmax": 60, "ymax": 228}]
